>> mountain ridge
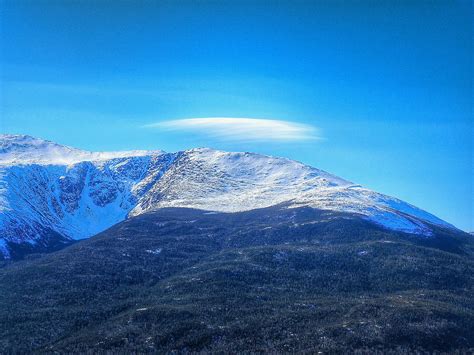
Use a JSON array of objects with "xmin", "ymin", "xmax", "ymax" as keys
[{"xmin": 0, "ymin": 134, "xmax": 163, "ymax": 165}]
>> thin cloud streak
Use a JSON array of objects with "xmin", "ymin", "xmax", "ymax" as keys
[{"xmin": 145, "ymin": 117, "xmax": 321, "ymax": 142}]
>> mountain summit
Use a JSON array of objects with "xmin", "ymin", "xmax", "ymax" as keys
[{"xmin": 0, "ymin": 134, "xmax": 455, "ymax": 259}]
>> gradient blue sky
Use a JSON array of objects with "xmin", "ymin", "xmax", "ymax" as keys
[{"xmin": 0, "ymin": 0, "xmax": 472, "ymax": 230}]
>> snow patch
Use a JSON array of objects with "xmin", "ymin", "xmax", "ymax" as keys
[
  {"xmin": 0, "ymin": 239, "xmax": 10, "ymax": 259},
  {"xmin": 145, "ymin": 248, "xmax": 162, "ymax": 255}
]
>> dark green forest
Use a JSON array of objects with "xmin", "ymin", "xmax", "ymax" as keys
[{"xmin": 1, "ymin": 206, "xmax": 473, "ymax": 353}]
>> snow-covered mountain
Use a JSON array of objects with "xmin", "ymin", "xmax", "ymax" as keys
[{"xmin": 0, "ymin": 134, "xmax": 455, "ymax": 259}]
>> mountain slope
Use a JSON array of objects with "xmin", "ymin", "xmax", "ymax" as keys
[
  {"xmin": 0, "ymin": 206, "xmax": 472, "ymax": 352},
  {"xmin": 0, "ymin": 134, "xmax": 457, "ymax": 260}
]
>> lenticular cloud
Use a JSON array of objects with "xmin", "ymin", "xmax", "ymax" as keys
[{"xmin": 145, "ymin": 117, "xmax": 320, "ymax": 142}]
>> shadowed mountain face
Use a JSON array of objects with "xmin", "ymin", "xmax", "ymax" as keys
[{"xmin": 1, "ymin": 206, "xmax": 473, "ymax": 353}]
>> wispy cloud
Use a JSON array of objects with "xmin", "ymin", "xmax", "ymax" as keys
[{"xmin": 145, "ymin": 117, "xmax": 320, "ymax": 142}]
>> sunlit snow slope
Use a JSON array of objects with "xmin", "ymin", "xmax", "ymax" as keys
[{"xmin": 0, "ymin": 134, "xmax": 455, "ymax": 258}]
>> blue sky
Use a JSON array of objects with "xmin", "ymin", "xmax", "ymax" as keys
[{"xmin": 0, "ymin": 0, "xmax": 472, "ymax": 230}]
